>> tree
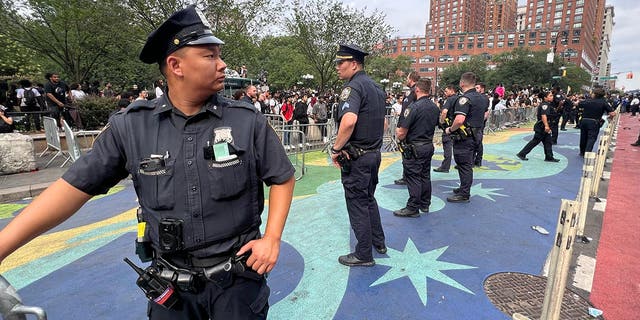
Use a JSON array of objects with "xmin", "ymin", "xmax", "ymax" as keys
[
  {"xmin": 0, "ymin": 0, "xmax": 137, "ymax": 84},
  {"xmin": 439, "ymin": 56, "xmax": 489, "ymax": 89},
  {"xmin": 285, "ymin": 0, "xmax": 393, "ymax": 91},
  {"xmin": 256, "ymin": 35, "xmax": 314, "ymax": 90},
  {"xmin": 0, "ymin": 34, "xmax": 43, "ymax": 78},
  {"xmin": 366, "ymin": 55, "xmax": 413, "ymax": 84}
]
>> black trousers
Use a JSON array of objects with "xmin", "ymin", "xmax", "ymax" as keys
[
  {"xmin": 473, "ymin": 128, "xmax": 484, "ymax": 165},
  {"xmin": 440, "ymin": 132, "xmax": 453, "ymax": 170},
  {"xmin": 452, "ymin": 136, "xmax": 475, "ymax": 197},
  {"xmin": 402, "ymin": 144, "xmax": 434, "ymax": 210},
  {"xmin": 22, "ymin": 105, "xmax": 42, "ymax": 131},
  {"xmin": 518, "ymin": 129, "xmax": 554, "ymax": 160},
  {"xmin": 341, "ymin": 151, "xmax": 385, "ymax": 261},
  {"xmin": 550, "ymin": 119, "xmax": 559, "ymax": 144},
  {"xmin": 147, "ymin": 271, "xmax": 269, "ymax": 320},
  {"xmin": 579, "ymin": 118, "xmax": 600, "ymax": 155}
]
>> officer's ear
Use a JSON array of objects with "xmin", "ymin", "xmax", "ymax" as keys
[{"xmin": 165, "ymin": 52, "xmax": 185, "ymax": 78}]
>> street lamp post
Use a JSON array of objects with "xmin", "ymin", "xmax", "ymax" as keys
[
  {"xmin": 380, "ymin": 78, "xmax": 389, "ymax": 92},
  {"xmin": 301, "ymin": 74, "xmax": 314, "ymax": 88}
]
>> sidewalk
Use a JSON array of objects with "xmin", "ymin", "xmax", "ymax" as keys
[{"xmin": 0, "ymin": 150, "xmax": 68, "ymax": 203}]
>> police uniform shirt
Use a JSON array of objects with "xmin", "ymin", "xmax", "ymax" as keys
[
  {"xmin": 442, "ymin": 94, "xmax": 459, "ymax": 113},
  {"xmin": 337, "ymin": 70, "xmax": 386, "ymax": 150},
  {"xmin": 452, "ymin": 88, "xmax": 485, "ymax": 127},
  {"xmin": 62, "ymin": 93, "xmax": 295, "ymax": 257},
  {"xmin": 537, "ymin": 101, "xmax": 552, "ymax": 121},
  {"xmin": 579, "ymin": 98, "xmax": 614, "ymax": 120},
  {"xmin": 400, "ymin": 96, "xmax": 440, "ymax": 143},
  {"xmin": 398, "ymin": 86, "xmax": 416, "ymax": 127}
]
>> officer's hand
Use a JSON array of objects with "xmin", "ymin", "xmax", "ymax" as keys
[
  {"xmin": 237, "ymin": 235, "xmax": 280, "ymax": 275},
  {"xmin": 545, "ymin": 126, "xmax": 551, "ymax": 133},
  {"xmin": 330, "ymin": 152, "xmax": 340, "ymax": 168}
]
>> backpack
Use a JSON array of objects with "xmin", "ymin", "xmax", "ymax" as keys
[{"xmin": 23, "ymin": 88, "xmax": 38, "ymax": 107}]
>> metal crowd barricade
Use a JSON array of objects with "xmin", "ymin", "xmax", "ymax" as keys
[
  {"xmin": 264, "ymin": 114, "xmax": 286, "ymax": 131},
  {"xmin": 41, "ymin": 116, "xmax": 71, "ymax": 168},
  {"xmin": 540, "ymin": 199, "xmax": 579, "ymax": 320},
  {"xmin": 290, "ymin": 121, "xmax": 332, "ymax": 153},
  {"xmin": 383, "ymin": 115, "xmax": 399, "ymax": 152},
  {"xmin": 485, "ymin": 106, "xmax": 536, "ymax": 134},
  {"xmin": 276, "ymin": 128, "xmax": 306, "ymax": 181},
  {"xmin": 61, "ymin": 119, "xmax": 82, "ymax": 165}
]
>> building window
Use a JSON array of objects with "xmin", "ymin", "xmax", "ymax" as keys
[
  {"xmin": 429, "ymin": 45, "xmax": 435, "ymax": 50},
  {"xmin": 529, "ymin": 32, "xmax": 536, "ymax": 38},
  {"xmin": 429, "ymin": 38, "xmax": 435, "ymax": 44},
  {"xmin": 402, "ymin": 47, "xmax": 407, "ymax": 52},
  {"xmin": 402, "ymin": 40, "xmax": 408, "ymax": 45},
  {"xmin": 419, "ymin": 55, "xmax": 434, "ymax": 63},
  {"xmin": 573, "ymin": 22, "xmax": 582, "ymax": 29},
  {"xmin": 420, "ymin": 46, "xmax": 426, "ymax": 51},
  {"xmin": 411, "ymin": 47, "xmax": 417, "ymax": 52},
  {"xmin": 439, "ymin": 37, "xmax": 445, "ymax": 43},
  {"xmin": 574, "ymin": 15, "xmax": 582, "ymax": 22},
  {"xmin": 458, "ymin": 43, "xmax": 464, "ymax": 49},
  {"xmin": 572, "ymin": 37, "xmax": 580, "ymax": 44},
  {"xmin": 468, "ymin": 43, "xmax": 473, "ymax": 49},
  {"xmin": 487, "ymin": 42, "xmax": 494, "ymax": 48},
  {"xmin": 539, "ymin": 40, "xmax": 546, "ymax": 45},
  {"xmin": 488, "ymin": 35, "xmax": 495, "ymax": 41},
  {"xmin": 553, "ymin": 18, "xmax": 561, "ymax": 26},
  {"xmin": 554, "ymin": 11, "xmax": 562, "ymax": 18},
  {"xmin": 498, "ymin": 34, "xmax": 505, "ymax": 40},
  {"xmin": 575, "ymin": 7, "xmax": 583, "ymax": 14},
  {"xmin": 411, "ymin": 39, "xmax": 417, "ymax": 44},
  {"xmin": 477, "ymin": 43, "xmax": 484, "ymax": 48},
  {"xmin": 498, "ymin": 41, "xmax": 504, "ymax": 48},
  {"xmin": 508, "ymin": 41, "xmax": 515, "ymax": 47},
  {"xmin": 420, "ymin": 39, "xmax": 426, "ymax": 44},
  {"xmin": 448, "ymin": 44, "xmax": 454, "ymax": 49},
  {"xmin": 573, "ymin": 29, "xmax": 581, "ymax": 36},
  {"xmin": 438, "ymin": 44, "xmax": 445, "ymax": 50},
  {"xmin": 555, "ymin": 3, "xmax": 563, "ymax": 10}
]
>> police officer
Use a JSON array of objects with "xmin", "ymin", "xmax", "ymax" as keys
[
  {"xmin": 330, "ymin": 44, "xmax": 387, "ymax": 267},
  {"xmin": 393, "ymin": 78, "xmax": 440, "ymax": 217},
  {"xmin": 577, "ymin": 87, "xmax": 616, "ymax": 156},
  {"xmin": 549, "ymin": 86, "xmax": 564, "ymax": 144},
  {"xmin": 0, "ymin": 6, "xmax": 295, "ymax": 320},
  {"xmin": 516, "ymin": 90, "xmax": 560, "ymax": 162},
  {"xmin": 473, "ymin": 82, "xmax": 490, "ymax": 167},
  {"xmin": 393, "ymin": 71, "xmax": 420, "ymax": 185},
  {"xmin": 443, "ymin": 72, "xmax": 485, "ymax": 203},
  {"xmin": 434, "ymin": 84, "xmax": 458, "ymax": 173}
]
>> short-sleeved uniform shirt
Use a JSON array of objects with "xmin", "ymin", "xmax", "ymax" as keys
[
  {"xmin": 62, "ymin": 93, "xmax": 294, "ymax": 257},
  {"xmin": 450, "ymin": 88, "xmax": 485, "ymax": 128},
  {"xmin": 337, "ymin": 70, "xmax": 386, "ymax": 150},
  {"xmin": 578, "ymin": 98, "xmax": 614, "ymax": 120},
  {"xmin": 400, "ymin": 96, "xmax": 440, "ymax": 143},
  {"xmin": 398, "ymin": 86, "xmax": 416, "ymax": 127}
]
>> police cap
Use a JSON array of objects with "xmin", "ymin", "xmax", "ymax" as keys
[
  {"xmin": 139, "ymin": 5, "xmax": 224, "ymax": 64},
  {"xmin": 335, "ymin": 44, "xmax": 369, "ymax": 64}
]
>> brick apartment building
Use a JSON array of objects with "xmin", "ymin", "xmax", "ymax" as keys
[{"xmin": 385, "ymin": 0, "xmax": 609, "ymax": 88}]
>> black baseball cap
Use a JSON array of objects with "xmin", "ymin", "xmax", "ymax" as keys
[{"xmin": 139, "ymin": 5, "xmax": 224, "ymax": 64}]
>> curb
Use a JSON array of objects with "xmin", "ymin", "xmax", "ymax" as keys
[{"xmin": 0, "ymin": 182, "xmax": 50, "ymax": 203}]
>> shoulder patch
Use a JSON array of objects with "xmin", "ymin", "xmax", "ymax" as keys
[
  {"xmin": 458, "ymin": 97, "xmax": 469, "ymax": 105},
  {"xmin": 340, "ymin": 87, "xmax": 352, "ymax": 101},
  {"xmin": 542, "ymin": 104, "xmax": 548, "ymax": 110},
  {"xmin": 404, "ymin": 108, "xmax": 411, "ymax": 118}
]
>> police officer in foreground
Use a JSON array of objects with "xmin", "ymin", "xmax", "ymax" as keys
[
  {"xmin": 393, "ymin": 71, "xmax": 420, "ymax": 185},
  {"xmin": 393, "ymin": 78, "xmax": 440, "ymax": 217},
  {"xmin": 330, "ymin": 44, "xmax": 387, "ymax": 267},
  {"xmin": 443, "ymin": 72, "xmax": 485, "ymax": 203},
  {"xmin": 0, "ymin": 6, "xmax": 295, "ymax": 320},
  {"xmin": 577, "ymin": 87, "xmax": 616, "ymax": 157},
  {"xmin": 516, "ymin": 90, "xmax": 560, "ymax": 162}
]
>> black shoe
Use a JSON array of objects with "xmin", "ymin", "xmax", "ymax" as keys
[
  {"xmin": 393, "ymin": 207, "xmax": 420, "ymax": 218},
  {"xmin": 419, "ymin": 207, "xmax": 429, "ymax": 213},
  {"xmin": 452, "ymin": 188, "xmax": 461, "ymax": 194},
  {"xmin": 560, "ymin": 128, "xmax": 567, "ymax": 131},
  {"xmin": 338, "ymin": 253, "xmax": 374, "ymax": 267},
  {"xmin": 474, "ymin": 163, "xmax": 481, "ymax": 168},
  {"xmin": 516, "ymin": 153, "xmax": 528, "ymax": 161},
  {"xmin": 454, "ymin": 165, "xmax": 459, "ymax": 170},
  {"xmin": 447, "ymin": 195, "xmax": 470, "ymax": 203},
  {"xmin": 544, "ymin": 158, "xmax": 560, "ymax": 162},
  {"xmin": 433, "ymin": 167, "xmax": 449, "ymax": 173},
  {"xmin": 631, "ymin": 142, "xmax": 640, "ymax": 147},
  {"xmin": 374, "ymin": 245, "xmax": 387, "ymax": 254},
  {"xmin": 394, "ymin": 178, "xmax": 406, "ymax": 185}
]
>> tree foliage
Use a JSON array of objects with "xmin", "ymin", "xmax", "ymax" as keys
[
  {"xmin": 285, "ymin": 0, "xmax": 393, "ymax": 91},
  {"xmin": 256, "ymin": 36, "xmax": 315, "ymax": 90},
  {"xmin": 439, "ymin": 56, "xmax": 489, "ymax": 89}
]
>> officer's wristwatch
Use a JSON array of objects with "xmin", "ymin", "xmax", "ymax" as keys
[{"xmin": 331, "ymin": 147, "xmax": 341, "ymax": 154}]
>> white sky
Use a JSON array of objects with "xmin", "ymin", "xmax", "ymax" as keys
[{"xmin": 340, "ymin": 0, "xmax": 639, "ymax": 91}]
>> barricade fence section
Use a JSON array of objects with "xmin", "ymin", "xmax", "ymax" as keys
[
  {"xmin": 538, "ymin": 111, "xmax": 619, "ymax": 319},
  {"xmin": 486, "ymin": 106, "xmax": 537, "ymax": 134}
]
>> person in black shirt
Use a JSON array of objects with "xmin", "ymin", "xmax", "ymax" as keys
[
  {"xmin": 443, "ymin": 72, "xmax": 485, "ymax": 203},
  {"xmin": 0, "ymin": 6, "xmax": 295, "ymax": 320},
  {"xmin": 516, "ymin": 91, "xmax": 560, "ymax": 162},
  {"xmin": 577, "ymin": 87, "xmax": 616, "ymax": 156},
  {"xmin": 393, "ymin": 78, "xmax": 440, "ymax": 217},
  {"xmin": 331, "ymin": 44, "xmax": 387, "ymax": 267},
  {"xmin": 394, "ymin": 71, "xmax": 420, "ymax": 185}
]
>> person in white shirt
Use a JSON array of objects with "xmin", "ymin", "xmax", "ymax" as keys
[
  {"xmin": 17, "ymin": 79, "xmax": 43, "ymax": 131},
  {"xmin": 154, "ymin": 79, "xmax": 164, "ymax": 98}
]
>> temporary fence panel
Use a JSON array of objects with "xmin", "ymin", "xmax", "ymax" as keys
[
  {"xmin": 61, "ymin": 119, "xmax": 82, "ymax": 166},
  {"xmin": 540, "ymin": 199, "xmax": 579, "ymax": 320},
  {"xmin": 41, "ymin": 116, "xmax": 70, "ymax": 168}
]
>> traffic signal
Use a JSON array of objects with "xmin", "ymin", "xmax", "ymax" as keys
[
  {"xmin": 562, "ymin": 69, "xmax": 567, "ymax": 77},
  {"xmin": 627, "ymin": 72, "xmax": 634, "ymax": 79}
]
